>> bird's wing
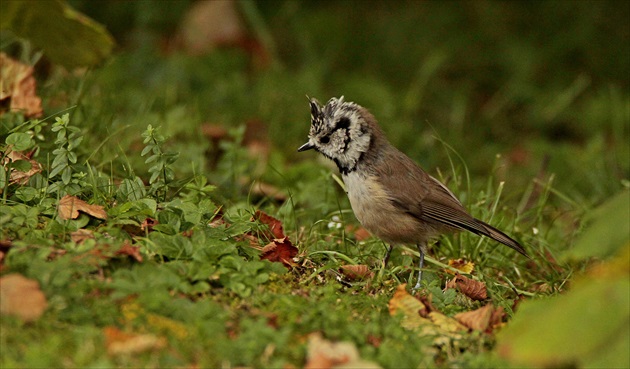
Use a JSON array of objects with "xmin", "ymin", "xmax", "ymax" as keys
[{"xmin": 376, "ymin": 150, "xmax": 527, "ymax": 256}]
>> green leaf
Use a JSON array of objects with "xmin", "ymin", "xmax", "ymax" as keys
[
  {"xmin": 10, "ymin": 159, "xmax": 31, "ymax": 172},
  {"xmin": 5, "ymin": 132, "xmax": 33, "ymax": 151},
  {"xmin": 0, "ymin": 0, "xmax": 115, "ymax": 68},
  {"xmin": 496, "ymin": 247, "xmax": 630, "ymax": 368},
  {"xmin": 564, "ymin": 190, "xmax": 630, "ymax": 261}
]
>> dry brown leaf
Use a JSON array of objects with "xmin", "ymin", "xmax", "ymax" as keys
[
  {"xmin": 115, "ymin": 242, "xmax": 143, "ymax": 263},
  {"xmin": 4, "ymin": 150, "xmax": 42, "ymax": 185},
  {"xmin": 178, "ymin": 0, "xmax": 246, "ymax": 55},
  {"xmin": 103, "ymin": 326, "xmax": 166, "ymax": 356},
  {"xmin": 0, "ymin": 239, "xmax": 12, "ymax": 270},
  {"xmin": 71, "ymin": 229, "xmax": 95, "ymax": 244},
  {"xmin": 446, "ymin": 258, "xmax": 475, "ymax": 275},
  {"xmin": 249, "ymin": 181, "xmax": 288, "ymax": 202},
  {"xmin": 0, "ymin": 53, "xmax": 43, "ymax": 118},
  {"xmin": 0, "ymin": 273, "xmax": 47, "ymax": 321},
  {"xmin": 304, "ymin": 332, "xmax": 381, "ymax": 369},
  {"xmin": 58, "ymin": 195, "xmax": 107, "ymax": 220},
  {"xmin": 252, "ymin": 210, "xmax": 285, "ymax": 240},
  {"xmin": 260, "ymin": 237, "xmax": 298, "ymax": 268},
  {"xmin": 445, "ymin": 273, "xmax": 488, "ymax": 300},
  {"xmin": 455, "ymin": 304, "xmax": 494, "ymax": 332},
  {"xmin": 140, "ymin": 217, "xmax": 158, "ymax": 232},
  {"xmin": 345, "ymin": 225, "xmax": 372, "ymax": 242},
  {"xmin": 340, "ymin": 265, "xmax": 374, "ymax": 281}
]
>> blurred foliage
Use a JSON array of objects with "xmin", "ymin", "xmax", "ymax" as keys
[
  {"xmin": 0, "ymin": 0, "xmax": 114, "ymax": 68},
  {"xmin": 496, "ymin": 246, "xmax": 630, "ymax": 368},
  {"xmin": 63, "ymin": 0, "xmax": 629, "ymax": 202}
]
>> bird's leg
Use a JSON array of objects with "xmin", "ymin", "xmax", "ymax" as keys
[
  {"xmin": 412, "ymin": 244, "xmax": 425, "ymax": 291},
  {"xmin": 383, "ymin": 244, "xmax": 394, "ymax": 267}
]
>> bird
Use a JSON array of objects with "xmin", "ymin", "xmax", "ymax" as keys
[{"xmin": 298, "ymin": 96, "xmax": 528, "ymax": 290}]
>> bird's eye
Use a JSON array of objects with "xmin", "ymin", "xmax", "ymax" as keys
[
  {"xmin": 319, "ymin": 136, "xmax": 330, "ymax": 144},
  {"xmin": 335, "ymin": 117, "xmax": 350, "ymax": 130}
]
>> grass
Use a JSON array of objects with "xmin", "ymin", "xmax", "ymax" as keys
[{"xmin": 1, "ymin": 1, "xmax": 629, "ymax": 367}]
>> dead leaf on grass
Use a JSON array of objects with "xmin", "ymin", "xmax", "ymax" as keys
[
  {"xmin": 445, "ymin": 273, "xmax": 488, "ymax": 300},
  {"xmin": 446, "ymin": 258, "xmax": 475, "ymax": 275},
  {"xmin": 103, "ymin": 326, "xmax": 166, "ymax": 356},
  {"xmin": 252, "ymin": 210, "xmax": 285, "ymax": 240},
  {"xmin": 388, "ymin": 284, "xmax": 432, "ymax": 329},
  {"xmin": 305, "ymin": 332, "xmax": 381, "ymax": 369},
  {"xmin": 260, "ymin": 237, "xmax": 298, "ymax": 268},
  {"xmin": 0, "ymin": 273, "xmax": 47, "ymax": 321},
  {"xmin": 0, "ymin": 53, "xmax": 43, "ymax": 118},
  {"xmin": 454, "ymin": 304, "xmax": 500, "ymax": 332},
  {"xmin": 58, "ymin": 195, "xmax": 107, "ymax": 220},
  {"xmin": 388, "ymin": 284, "xmax": 467, "ymax": 346},
  {"xmin": 71, "ymin": 229, "xmax": 95, "ymax": 244},
  {"xmin": 140, "ymin": 217, "xmax": 158, "ymax": 232},
  {"xmin": 115, "ymin": 242, "xmax": 143, "ymax": 263},
  {"xmin": 345, "ymin": 225, "xmax": 372, "ymax": 242},
  {"xmin": 340, "ymin": 265, "xmax": 374, "ymax": 281},
  {"xmin": 4, "ymin": 150, "xmax": 42, "ymax": 185},
  {"xmin": 249, "ymin": 180, "xmax": 288, "ymax": 202}
]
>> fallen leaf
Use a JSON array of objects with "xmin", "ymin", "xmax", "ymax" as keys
[
  {"xmin": 345, "ymin": 225, "xmax": 372, "ymax": 242},
  {"xmin": 388, "ymin": 285, "xmax": 466, "ymax": 346},
  {"xmin": 178, "ymin": 0, "xmax": 246, "ymax": 55},
  {"xmin": 260, "ymin": 237, "xmax": 298, "ymax": 268},
  {"xmin": 446, "ymin": 258, "xmax": 475, "ymax": 275},
  {"xmin": 4, "ymin": 150, "xmax": 43, "ymax": 185},
  {"xmin": 58, "ymin": 195, "xmax": 107, "ymax": 220},
  {"xmin": 103, "ymin": 326, "xmax": 166, "ymax": 356},
  {"xmin": 304, "ymin": 332, "xmax": 381, "ymax": 369},
  {"xmin": 249, "ymin": 181, "xmax": 288, "ymax": 202},
  {"xmin": 454, "ymin": 304, "xmax": 495, "ymax": 332},
  {"xmin": 115, "ymin": 242, "xmax": 143, "ymax": 263},
  {"xmin": 0, "ymin": 53, "xmax": 43, "ymax": 117},
  {"xmin": 252, "ymin": 210, "xmax": 285, "ymax": 240},
  {"xmin": 0, "ymin": 273, "xmax": 47, "ymax": 321},
  {"xmin": 388, "ymin": 284, "xmax": 434, "ymax": 330},
  {"xmin": 445, "ymin": 273, "xmax": 488, "ymax": 300},
  {"xmin": 71, "ymin": 229, "xmax": 95, "ymax": 244},
  {"xmin": 140, "ymin": 217, "xmax": 158, "ymax": 232},
  {"xmin": 340, "ymin": 265, "xmax": 374, "ymax": 281}
]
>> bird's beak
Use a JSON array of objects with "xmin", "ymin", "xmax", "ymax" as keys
[{"xmin": 297, "ymin": 141, "xmax": 315, "ymax": 152}]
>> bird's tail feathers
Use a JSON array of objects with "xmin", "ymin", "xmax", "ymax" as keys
[{"xmin": 477, "ymin": 219, "xmax": 528, "ymax": 258}]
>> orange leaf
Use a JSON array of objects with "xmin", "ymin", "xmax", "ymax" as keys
[
  {"xmin": 260, "ymin": 237, "xmax": 297, "ymax": 268},
  {"xmin": 58, "ymin": 195, "xmax": 107, "ymax": 220},
  {"xmin": 340, "ymin": 265, "xmax": 374, "ymax": 281},
  {"xmin": 103, "ymin": 326, "xmax": 166, "ymax": 356},
  {"xmin": 0, "ymin": 273, "xmax": 47, "ymax": 321},
  {"xmin": 446, "ymin": 258, "xmax": 475, "ymax": 275},
  {"xmin": 252, "ymin": 210, "xmax": 285, "ymax": 240},
  {"xmin": 445, "ymin": 273, "xmax": 488, "ymax": 300}
]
